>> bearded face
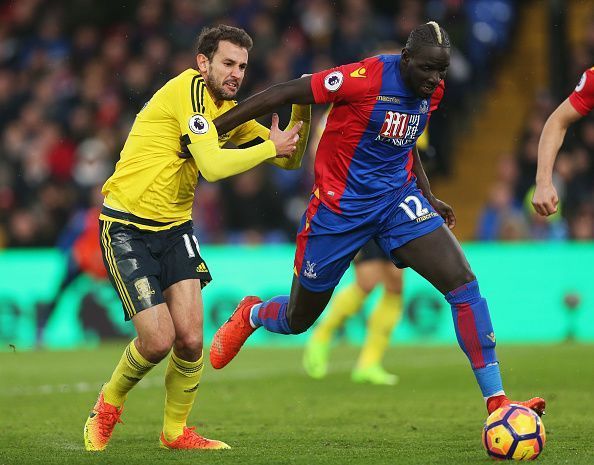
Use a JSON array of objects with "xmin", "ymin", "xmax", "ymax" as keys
[{"xmin": 199, "ymin": 40, "xmax": 248, "ymax": 103}]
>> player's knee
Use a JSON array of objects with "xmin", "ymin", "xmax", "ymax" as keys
[
  {"xmin": 142, "ymin": 345, "xmax": 171, "ymax": 363},
  {"xmin": 355, "ymin": 272, "xmax": 377, "ymax": 294},
  {"xmin": 448, "ymin": 268, "xmax": 476, "ymax": 292},
  {"xmin": 356, "ymin": 281, "xmax": 376, "ymax": 295},
  {"xmin": 384, "ymin": 278, "xmax": 403, "ymax": 294},
  {"xmin": 139, "ymin": 333, "xmax": 175, "ymax": 362},
  {"xmin": 174, "ymin": 333, "xmax": 204, "ymax": 358},
  {"xmin": 355, "ymin": 269, "xmax": 381, "ymax": 294}
]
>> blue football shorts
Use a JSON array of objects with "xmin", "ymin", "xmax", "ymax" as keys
[{"xmin": 294, "ymin": 181, "xmax": 444, "ymax": 292}]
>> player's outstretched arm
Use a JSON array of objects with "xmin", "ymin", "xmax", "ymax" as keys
[
  {"xmin": 213, "ymin": 76, "xmax": 315, "ymax": 135},
  {"xmin": 532, "ymin": 98, "xmax": 582, "ymax": 216},
  {"xmin": 188, "ymin": 115, "xmax": 301, "ymax": 182},
  {"xmin": 412, "ymin": 145, "xmax": 456, "ymax": 229},
  {"xmin": 176, "ymin": 104, "xmax": 310, "ymax": 167}
]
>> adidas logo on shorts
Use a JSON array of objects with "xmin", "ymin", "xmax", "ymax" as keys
[{"xmin": 196, "ymin": 263, "xmax": 208, "ymax": 273}]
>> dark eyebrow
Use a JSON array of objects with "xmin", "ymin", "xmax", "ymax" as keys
[
  {"xmin": 422, "ymin": 59, "xmax": 448, "ymax": 67},
  {"xmin": 223, "ymin": 58, "xmax": 248, "ymax": 67}
]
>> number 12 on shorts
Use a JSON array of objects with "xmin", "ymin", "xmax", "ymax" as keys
[{"xmin": 399, "ymin": 195, "xmax": 429, "ymax": 220}]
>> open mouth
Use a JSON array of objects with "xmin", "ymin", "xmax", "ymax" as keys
[
  {"xmin": 421, "ymin": 84, "xmax": 436, "ymax": 94},
  {"xmin": 224, "ymin": 81, "xmax": 239, "ymax": 92}
]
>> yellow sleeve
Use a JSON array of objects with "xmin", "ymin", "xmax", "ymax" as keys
[
  {"xmin": 417, "ymin": 124, "xmax": 429, "ymax": 151},
  {"xmin": 228, "ymin": 119, "xmax": 270, "ymax": 147},
  {"xmin": 187, "ymin": 114, "xmax": 276, "ymax": 182},
  {"xmin": 159, "ymin": 73, "xmax": 274, "ymax": 181},
  {"xmin": 228, "ymin": 104, "xmax": 311, "ymax": 170},
  {"xmin": 268, "ymin": 104, "xmax": 311, "ymax": 170}
]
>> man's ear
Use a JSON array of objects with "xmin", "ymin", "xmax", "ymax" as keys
[
  {"xmin": 196, "ymin": 53, "xmax": 209, "ymax": 74},
  {"xmin": 401, "ymin": 48, "xmax": 410, "ymax": 64}
]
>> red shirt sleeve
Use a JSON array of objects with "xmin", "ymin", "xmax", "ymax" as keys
[
  {"xmin": 429, "ymin": 80, "xmax": 445, "ymax": 112},
  {"xmin": 569, "ymin": 68, "xmax": 594, "ymax": 116},
  {"xmin": 310, "ymin": 57, "xmax": 378, "ymax": 104}
]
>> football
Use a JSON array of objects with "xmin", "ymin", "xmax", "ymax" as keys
[{"xmin": 482, "ymin": 404, "xmax": 546, "ymax": 460}]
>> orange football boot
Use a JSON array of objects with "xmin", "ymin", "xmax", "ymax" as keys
[
  {"xmin": 83, "ymin": 391, "xmax": 124, "ymax": 451},
  {"xmin": 159, "ymin": 427, "xmax": 230, "ymax": 450},
  {"xmin": 487, "ymin": 394, "xmax": 546, "ymax": 417},
  {"xmin": 210, "ymin": 296, "xmax": 262, "ymax": 369}
]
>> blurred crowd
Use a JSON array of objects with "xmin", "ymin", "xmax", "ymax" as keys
[
  {"xmin": 476, "ymin": 14, "xmax": 594, "ymax": 241},
  {"xmin": 0, "ymin": 0, "xmax": 516, "ymax": 248}
]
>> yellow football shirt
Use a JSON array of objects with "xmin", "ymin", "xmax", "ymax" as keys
[{"xmin": 101, "ymin": 69, "xmax": 273, "ymax": 230}]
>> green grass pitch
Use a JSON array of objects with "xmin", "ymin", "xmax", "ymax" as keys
[{"xmin": 1, "ymin": 343, "xmax": 592, "ymax": 464}]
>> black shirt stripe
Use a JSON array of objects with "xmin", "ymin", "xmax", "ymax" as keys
[
  {"xmin": 101, "ymin": 206, "xmax": 179, "ymax": 227},
  {"xmin": 198, "ymin": 81, "xmax": 205, "ymax": 113},
  {"xmin": 191, "ymin": 75, "xmax": 199, "ymax": 112}
]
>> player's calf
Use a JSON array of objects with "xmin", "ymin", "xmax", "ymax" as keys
[
  {"xmin": 446, "ymin": 280, "xmax": 504, "ymax": 398},
  {"xmin": 446, "ymin": 280, "xmax": 546, "ymax": 416}
]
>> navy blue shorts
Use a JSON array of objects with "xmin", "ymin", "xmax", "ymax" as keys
[
  {"xmin": 294, "ymin": 181, "xmax": 443, "ymax": 292},
  {"xmin": 99, "ymin": 220, "xmax": 211, "ymax": 320}
]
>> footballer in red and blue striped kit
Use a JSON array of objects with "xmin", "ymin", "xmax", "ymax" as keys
[
  {"xmin": 308, "ymin": 54, "xmax": 444, "ymax": 216},
  {"xmin": 294, "ymin": 53, "xmax": 446, "ymax": 293},
  {"xmin": 209, "ymin": 21, "xmax": 546, "ymax": 420}
]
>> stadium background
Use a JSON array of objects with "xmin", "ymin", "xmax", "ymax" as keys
[
  {"xmin": 1, "ymin": 0, "xmax": 594, "ymax": 349},
  {"xmin": 1, "ymin": 2, "xmax": 594, "ymax": 464}
]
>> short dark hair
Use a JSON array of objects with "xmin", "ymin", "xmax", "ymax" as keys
[
  {"xmin": 405, "ymin": 21, "xmax": 450, "ymax": 54},
  {"xmin": 195, "ymin": 24, "xmax": 253, "ymax": 60}
]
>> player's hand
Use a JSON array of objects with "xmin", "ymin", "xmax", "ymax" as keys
[
  {"xmin": 430, "ymin": 196, "xmax": 456, "ymax": 229},
  {"xmin": 269, "ymin": 113, "xmax": 302, "ymax": 158},
  {"xmin": 532, "ymin": 182, "xmax": 559, "ymax": 216},
  {"xmin": 177, "ymin": 135, "xmax": 192, "ymax": 159}
]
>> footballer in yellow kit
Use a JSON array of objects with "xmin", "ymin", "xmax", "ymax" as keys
[
  {"xmin": 84, "ymin": 24, "xmax": 310, "ymax": 452},
  {"xmin": 101, "ymin": 68, "xmax": 293, "ymax": 227}
]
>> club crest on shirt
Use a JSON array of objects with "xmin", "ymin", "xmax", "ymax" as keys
[
  {"xmin": 189, "ymin": 114, "xmax": 209, "ymax": 134},
  {"xmin": 419, "ymin": 99, "xmax": 429, "ymax": 114},
  {"xmin": 576, "ymin": 72, "xmax": 587, "ymax": 92},
  {"xmin": 324, "ymin": 71, "xmax": 343, "ymax": 92}
]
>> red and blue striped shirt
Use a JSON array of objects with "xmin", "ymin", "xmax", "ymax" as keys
[{"xmin": 310, "ymin": 54, "xmax": 444, "ymax": 215}]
